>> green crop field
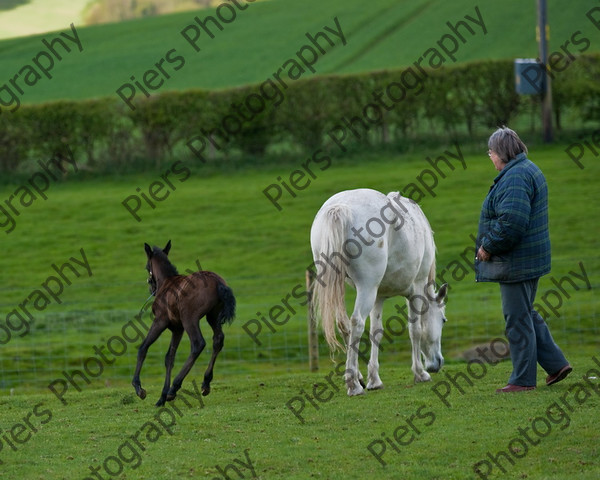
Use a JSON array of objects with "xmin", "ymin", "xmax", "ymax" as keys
[
  {"xmin": 0, "ymin": 0, "xmax": 598, "ymax": 105},
  {"xmin": 0, "ymin": 0, "xmax": 89, "ymax": 40},
  {"xmin": 1, "ymin": 0, "xmax": 599, "ymax": 478}
]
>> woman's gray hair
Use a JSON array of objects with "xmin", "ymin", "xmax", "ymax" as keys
[{"xmin": 488, "ymin": 127, "xmax": 528, "ymax": 163}]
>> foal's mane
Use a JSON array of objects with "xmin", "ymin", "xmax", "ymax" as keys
[{"xmin": 152, "ymin": 246, "xmax": 179, "ymax": 277}]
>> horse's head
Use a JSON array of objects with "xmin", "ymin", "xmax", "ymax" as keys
[
  {"xmin": 144, "ymin": 240, "xmax": 172, "ymax": 294},
  {"xmin": 420, "ymin": 283, "xmax": 448, "ymax": 374}
]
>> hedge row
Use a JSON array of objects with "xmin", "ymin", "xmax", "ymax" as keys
[{"xmin": 1, "ymin": 54, "xmax": 599, "ymax": 173}]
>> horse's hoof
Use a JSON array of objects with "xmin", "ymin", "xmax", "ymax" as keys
[
  {"xmin": 201, "ymin": 387, "xmax": 211, "ymax": 397},
  {"xmin": 155, "ymin": 398, "xmax": 166, "ymax": 407},
  {"xmin": 166, "ymin": 393, "xmax": 176, "ymax": 402},
  {"xmin": 367, "ymin": 382, "xmax": 384, "ymax": 390},
  {"xmin": 414, "ymin": 372, "xmax": 432, "ymax": 383},
  {"xmin": 137, "ymin": 388, "xmax": 147, "ymax": 400},
  {"xmin": 347, "ymin": 386, "xmax": 365, "ymax": 396}
]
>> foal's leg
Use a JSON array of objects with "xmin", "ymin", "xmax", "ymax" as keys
[
  {"xmin": 407, "ymin": 296, "xmax": 430, "ymax": 382},
  {"xmin": 367, "ymin": 297, "xmax": 385, "ymax": 390},
  {"xmin": 156, "ymin": 327, "xmax": 184, "ymax": 407},
  {"xmin": 132, "ymin": 319, "xmax": 168, "ymax": 400},
  {"xmin": 166, "ymin": 318, "xmax": 206, "ymax": 401},
  {"xmin": 201, "ymin": 312, "xmax": 225, "ymax": 396}
]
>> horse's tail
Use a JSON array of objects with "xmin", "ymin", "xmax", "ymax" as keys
[
  {"xmin": 310, "ymin": 204, "xmax": 352, "ymax": 353},
  {"xmin": 216, "ymin": 281, "xmax": 236, "ymax": 326}
]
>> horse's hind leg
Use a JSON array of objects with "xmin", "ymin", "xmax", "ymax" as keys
[
  {"xmin": 156, "ymin": 327, "xmax": 184, "ymax": 407},
  {"xmin": 201, "ymin": 311, "xmax": 225, "ymax": 396},
  {"xmin": 367, "ymin": 297, "xmax": 385, "ymax": 390},
  {"xmin": 132, "ymin": 319, "xmax": 168, "ymax": 400},
  {"xmin": 166, "ymin": 319, "xmax": 206, "ymax": 402},
  {"xmin": 346, "ymin": 286, "xmax": 378, "ymax": 396}
]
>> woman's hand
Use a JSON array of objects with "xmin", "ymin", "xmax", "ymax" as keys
[{"xmin": 477, "ymin": 246, "xmax": 491, "ymax": 262}]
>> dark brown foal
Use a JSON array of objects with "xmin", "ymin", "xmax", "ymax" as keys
[{"xmin": 132, "ymin": 241, "xmax": 235, "ymax": 406}]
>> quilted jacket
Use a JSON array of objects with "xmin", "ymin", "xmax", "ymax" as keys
[{"xmin": 475, "ymin": 153, "xmax": 551, "ymax": 283}]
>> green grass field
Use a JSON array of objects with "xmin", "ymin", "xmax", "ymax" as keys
[
  {"xmin": 0, "ymin": 110, "xmax": 598, "ymax": 480},
  {"xmin": 1, "ymin": 141, "xmax": 598, "ymax": 392},
  {"xmin": 1, "ymin": 355, "xmax": 599, "ymax": 479},
  {"xmin": 0, "ymin": 145, "xmax": 599, "ymax": 370},
  {"xmin": 0, "ymin": 0, "xmax": 598, "ymax": 104},
  {"xmin": 1, "ymin": 0, "xmax": 599, "ymax": 478}
]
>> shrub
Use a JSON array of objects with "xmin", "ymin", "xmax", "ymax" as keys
[{"xmin": 1, "ymin": 55, "xmax": 598, "ymax": 174}]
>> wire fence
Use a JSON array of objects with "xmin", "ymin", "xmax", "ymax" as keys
[{"xmin": 1, "ymin": 257, "xmax": 597, "ymax": 394}]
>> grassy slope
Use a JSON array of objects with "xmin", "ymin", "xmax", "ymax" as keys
[
  {"xmin": 0, "ymin": 0, "xmax": 597, "ymax": 104},
  {"xmin": 2, "ymin": 144, "xmax": 598, "ymax": 309},
  {"xmin": 0, "ymin": 143, "xmax": 598, "ymax": 391}
]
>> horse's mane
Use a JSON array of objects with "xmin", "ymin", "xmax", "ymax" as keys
[{"xmin": 152, "ymin": 246, "xmax": 179, "ymax": 277}]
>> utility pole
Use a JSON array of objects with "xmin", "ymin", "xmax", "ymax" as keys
[{"xmin": 537, "ymin": 0, "xmax": 553, "ymax": 142}]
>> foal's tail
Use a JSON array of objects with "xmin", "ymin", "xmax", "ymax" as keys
[
  {"xmin": 310, "ymin": 204, "xmax": 352, "ymax": 353},
  {"xmin": 217, "ymin": 281, "xmax": 236, "ymax": 326}
]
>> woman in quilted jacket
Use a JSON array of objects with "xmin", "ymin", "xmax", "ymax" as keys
[{"xmin": 475, "ymin": 127, "xmax": 572, "ymax": 393}]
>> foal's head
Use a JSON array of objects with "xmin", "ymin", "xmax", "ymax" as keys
[{"xmin": 144, "ymin": 240, "xmax": 177, "ymax": 294}]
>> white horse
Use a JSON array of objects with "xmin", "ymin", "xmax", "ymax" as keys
[{"xmin": 310, "ymin": 188, "xmax": 448, "ymax": 396}]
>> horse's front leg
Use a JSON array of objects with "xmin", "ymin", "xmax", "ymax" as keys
[
  {"xmin": 408, "ymin": 301, "xmax": 430, "ymax": 382},
  {"xmin": 156, "ymin": 328, "xmax": 184, "ymax": 407},
  {"xmin": 132, "ymin": 319, "xmax": 168, "ymax": 400}
]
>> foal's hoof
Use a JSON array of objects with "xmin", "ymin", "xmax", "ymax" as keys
[
  {"xmin": 201, "ymin": 386, "xmax": 211, "ymax": 397},
  {"xmin": 137, "ymin": 388, "xmax": 147, "ymax": 400},
  {"xmin": 166, "ymin": 393, "xmax": 177, "ymax": 402},
  {"xmin": 155, "ymin": 398, "xmax": 166, "ymax": 407}
]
